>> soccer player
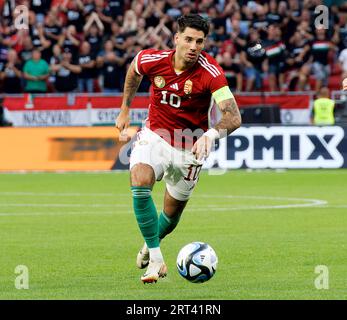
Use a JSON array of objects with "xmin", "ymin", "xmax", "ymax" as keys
[{"xmin": 115, "ymin": 14, "xmax": 241, "ymax": 283}]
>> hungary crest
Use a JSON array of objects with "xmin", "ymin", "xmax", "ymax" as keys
[{"xmin": 154, "ymin": 76, "xmax": 165, "ymax": 88}]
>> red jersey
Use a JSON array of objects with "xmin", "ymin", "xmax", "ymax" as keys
[{"xmin": 134, "ymin": 49, "xmax": 228, "ymax": 148}]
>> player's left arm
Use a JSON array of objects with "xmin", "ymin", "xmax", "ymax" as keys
[
  {"xmin": 192, "ymin": 86, "xmax": 241, "ymax": 161},
  {"xmin": 214, "ymin": 88, "xmax": 242, "ymax": 137}
]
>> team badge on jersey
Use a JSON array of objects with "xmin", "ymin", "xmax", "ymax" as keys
[
  {"xmin": 184, "ymin": 80, "xmax": 193, "ymax": 95},
  {"xmin": 154, "ymin": 76, "xmax": 166, "ymax": 88}
]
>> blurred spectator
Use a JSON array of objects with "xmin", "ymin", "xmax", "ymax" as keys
[
  {"xmin": 48, "ymin": 44, "xmax": 62, "ymax": 90},
  {"xmin": 223, "ymin": 16, "xmax": 247, "ymax": 59},
  {"xmin": 109, "ymin": 0, "xmax": 124, "ymax": 21},
  {"xmin": 337, "ymin": 11, "xmax": 347, "ymax": 52},
  {"xmin": 312, "ymin": 87, "xmax": 335, "ymax": 125},
  {"xmin": 1, "ymin": 25, "xmax": 26, "ymax": 54},
  {"xmin": 222, "ymin": 0, "xmax": 240, "ymax": 19},
  {"xmin": 30, "ymin": 22, "xmax": 52, "ymax": 62},
  {"xmin": 225, "ymin": 12, "xmax": 249, "ymax": 39},
  {"xmin": 0, "ymin": 36, "xmax": 8, "ymax": 66},
  {"xmin": 61, "ymin": 0, "xmax": 85, "ymax": 33},
  {"xmin": 78, "ymin": 41, "xmax": 96, "ymax": 93},
  {"xmin": 310, "ymin": 27, "xmax": 337, "ymax": 91},
  {"xmin": 83, "ymin": 15, "xmax": 104, "ymax": 58},
  {"xmin": 19, "ymin": 38, "xmax": 34, "ymax": 67},
  {"xmin": 30, "ymin": 0, "xmax": 52, "ymax": 25},
  {"xmin": 0, "ymin": 49, "xmax": 22, "ymax": 93},
  {"xmin": 209, "ymin": 7, "xmax": 228, "ymax": 45},
  {"xmin": 251, "ymin": 5, "xmax": 269, "ymax": 39},
  {"xmin": 286, "ymin": 0, "xmax": 302, "ymax": 29},
  {"xmin": 165, "ymin": 0, "xmax": 181, "ymax": 21},
  {"xmin": 240, "ymin": 29, "xmax": 266, "ymax": 91},
  {"xmin": 43, "ymin": 8, "xmax": 63, "ymax": 47},
  {"xmin": 122, "ymin": 9, "xmax": 138, "ymax": 33},
  {"xmin": 266, "ymin": 0, "xmax": 282, "ymax": 26},
  {"xmin": 23, "ymin": 49, "xmax": 50, "ymax": 93},
  {"xmin": 137, "ymin": 19, "xmax": 172, "ymax": 50},
  {"xmin": 218, "ymin": 51, "xmax": 243, "ymax": 92},
  {"xmin": 94, "ymin": 0, "xmax": 113, "ymax": 34},
  {"xmin": 198, "ymin": 0, "xmax": 215, "ymax": 15},
  {"xmin": 83, "ymin": 0, "xmax": 96, "ymax": 17},
  {"xmin": 96, "ymin": 40, "xmax": 127, "ymax": 93},
  {"xmin": 58, "ymin": 25, "xmax": 81, "ymax": 61},
  {"xmin": 263, "ymin": 24, "xmax": 287, "ymax": 92},
  {"xmin": 285, "ymin": 30, "xmax": 311, "ymax": 91},
  {"xmin": 1, "ymin": 0, "xmax": 16, "ymax": 27},
  {"xmin": 142, "ymin": 0, "xmax": 166, "ymax": 28},
  {"xmin": 51, "ymin": 48, "xmax": 81, "ymax": 92}
]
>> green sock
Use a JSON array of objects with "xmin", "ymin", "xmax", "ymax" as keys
[
  {"xmin": 131, "ymin": 186, "xmax": 159, "ymax": 249},
  {"xmin": 158, "ymin": 210, "xmax": 181, "ymax": 241}
]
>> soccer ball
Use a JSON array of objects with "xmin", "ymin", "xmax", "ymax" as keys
[{"xmin": 176, "ymin": 242, "xmax": 218, "ymax": 283}]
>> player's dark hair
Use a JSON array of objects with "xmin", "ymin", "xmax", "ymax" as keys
[{"xmin": 177, "ymin": 14, "xmax": 210, "ymax": 37}]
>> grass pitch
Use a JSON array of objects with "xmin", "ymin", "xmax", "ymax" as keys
[{"xmin": 0, "ymin": 170, "xmax": 346, "ymax": 300}]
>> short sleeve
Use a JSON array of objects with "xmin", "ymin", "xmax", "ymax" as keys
[
  {"xmin": 134, "ymin": 49, "xmax": 167, "ymax": 76},
  {"xmin": 209, "ymin": 67, "xmax": 229, "ymax": 94},
  {"xmin": 199, "ymin": 54, "xmax": 229, "ymax": 93},
  {"xmin": 134, "ymin": 50, "xmax": 144, "ymax": 75}
]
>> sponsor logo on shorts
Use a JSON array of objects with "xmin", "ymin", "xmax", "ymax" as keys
[{"xmin": 154, "ymin": 76, "xmax": 166, "ymax": 88}]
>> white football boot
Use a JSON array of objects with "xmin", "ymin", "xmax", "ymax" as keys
[{"xmin": 141, "ymin": 260, "xmax": 168, "ymax": 284}]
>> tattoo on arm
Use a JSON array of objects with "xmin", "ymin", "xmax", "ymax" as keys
[
  {"xmin": 214, "ymin": 97, "xmax": 242, "ymax": 137},
  {"xmin": 122, "ymin": 60, "xmax": 143, "ymax": 108}
]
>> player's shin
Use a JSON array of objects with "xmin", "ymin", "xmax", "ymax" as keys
[
  {"xmin": 158, "ymin": 211, "xmax": 182, "ymax": 241},
  {"xmin": 131, "ymin": 186, "xmax": 163, "ymax": 262}
]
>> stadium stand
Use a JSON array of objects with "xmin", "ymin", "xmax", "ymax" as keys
[{"xmin": 0, "ymin": 0, "xmax": 346, "ymax": 94}]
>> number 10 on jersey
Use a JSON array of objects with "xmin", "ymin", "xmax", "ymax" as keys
[{"xmin": 161, "ymin": 91, "xmax": 181, "ymax": 108}]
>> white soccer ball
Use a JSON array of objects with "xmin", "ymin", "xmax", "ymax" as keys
[{"xmin": 176, "ymin": 242, "xmax": 218, "ymax": 283}]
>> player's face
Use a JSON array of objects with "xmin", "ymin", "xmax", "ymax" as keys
[{"xmin": 175, "ymin": 27, "xmax": 206, "ymax": 64}]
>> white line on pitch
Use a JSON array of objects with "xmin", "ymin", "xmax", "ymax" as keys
[
  {"xmin": 0, "ymin": 192, "xmax": 119, "ymax": 197},
  {"xmin": 0, "ymin": 192, "xmax": 327, "ymax": 205},
  {"xmin": 0, "ymin": 203, "xmax": 129, "ymax": 208},
  {"xmin": 0, "ymin": 211, "xmax": 132, "ymax": 217},
  {"xmin": 1, "ymin": 204, "xmax": 342, "ymax": 217}
]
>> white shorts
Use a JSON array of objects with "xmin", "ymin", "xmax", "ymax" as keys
[{"xmin": 129, "ymin": 127, "xmax": 204, "ymax": 201}]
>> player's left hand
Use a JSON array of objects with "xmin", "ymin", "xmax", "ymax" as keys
[
  {"xmin": 343, "ymin": 78, "xmax": 347, "ymax": 91},
  {"xmin": 191, "ymin": 135, "xmax": 213, "ymax": 161}
]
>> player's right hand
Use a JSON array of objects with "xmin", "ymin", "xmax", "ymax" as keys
[
  {"xmin": 343, "ymin": 78, "xmax": 347, "ymax": 91},
  {"xmin": 191, "ymin": 135, "xmax": 213, "ymax": 162},
  {"xmin": 115, "ymin": 108, "xmax": 130, "ymax": 141}
]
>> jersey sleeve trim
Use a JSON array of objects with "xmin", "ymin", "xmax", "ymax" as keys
[
  {"xmin": 198, "ymin": 54, "xmax": 222, "ymax": 78},
  {"xmin": 134, "ymin": 51, "xmax": 142, "ymax": 76}
]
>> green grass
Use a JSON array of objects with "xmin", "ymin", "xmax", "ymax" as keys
[{"xmin": 0, "ymin": 170, "xmax": 346, "ymax": 300}]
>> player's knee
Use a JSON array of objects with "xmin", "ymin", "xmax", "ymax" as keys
[{"xmin": 130, "ymin": 163, "xmax": 155, "ymax": 187}]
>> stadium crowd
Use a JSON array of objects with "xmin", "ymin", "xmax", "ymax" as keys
[{"xmin": 0, "ymin": 0, "xmax": 346, "ymax": 94}]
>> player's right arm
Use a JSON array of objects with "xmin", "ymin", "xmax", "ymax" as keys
[{"xmin": 115, "ymin": 57, "xmax": 143, "ymax": 133}]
